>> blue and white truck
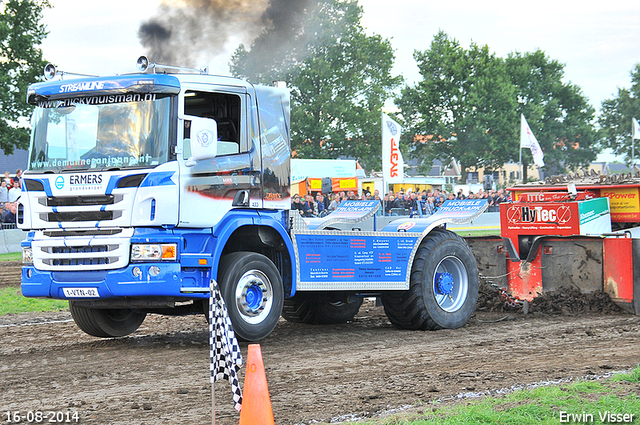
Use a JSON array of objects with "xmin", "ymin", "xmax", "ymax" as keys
[{"xmin": 19, "ymin": 58, "xmax": 485, "ymax": 341}]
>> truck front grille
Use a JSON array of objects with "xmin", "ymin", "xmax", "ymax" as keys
[
  {"xmin": 31, "ymin": 228, "xmax": 133, "ymax": 271},
  {"xmin": 42, "ymin": 211, "xmax": 122, "ymax": 222}
]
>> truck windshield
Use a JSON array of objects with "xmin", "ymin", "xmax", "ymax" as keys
[{"xmin": 28, "ymin": 94, "xmax": 173, "ymax": 172}]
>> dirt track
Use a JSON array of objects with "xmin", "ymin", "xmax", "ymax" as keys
[{"xmin": 1, "ymin": 286, "xmax": 639, "ymax": 425}]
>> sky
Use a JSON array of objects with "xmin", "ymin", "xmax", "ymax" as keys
[{"xmin": 40, "ymin": 0, "xmax": 640, "ymax": 160}]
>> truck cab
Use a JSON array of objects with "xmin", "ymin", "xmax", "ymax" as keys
[{"xmin": 20, "ymin": 63, "xmax": 295, "ymax": 341}]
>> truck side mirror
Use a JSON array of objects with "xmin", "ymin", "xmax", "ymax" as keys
[{"xmin": 185, "ymin": 116, "xmax": 218, "ymax": 167}]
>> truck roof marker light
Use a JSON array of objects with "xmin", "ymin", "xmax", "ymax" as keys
[
  {"xmin": 137, "ymin": 56, "xmax": 150, "ymax": 72},
  {"xmin": 136, "ymin": 55, "xmax": 209, "ymax": 75},
  {"xmin": 44, "ymin": 63, "xmax": 57, "ymax": 80},
  {"xmin": 42, "ymin": 63, "xmax": 98, "ymax": 80}
]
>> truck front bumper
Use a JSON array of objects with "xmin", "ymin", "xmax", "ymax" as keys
[{"xmin": 21, "ymin": 262, "xmax": 211, "ymax": 299}]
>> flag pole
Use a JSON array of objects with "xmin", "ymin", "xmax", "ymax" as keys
[
  {"xmin": 519, "ymin": 147, "xmax": 523, "ymax": 184},
  {"xmin": 209, "ymin": 280, "xmax": 216, "ymax": 425},
  {"xmin": 633, "ymin": 119, "xmax": 636, "ymax": 172},
  {"xmin": 382, "ymin": 112, "xmax": 387, "ymax": 215}
]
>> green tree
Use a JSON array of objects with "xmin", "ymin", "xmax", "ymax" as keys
[
  {"xmin": 0, "ymin": 0, "xmax": 50, "ymax": 155},
  {"xmin": 397, "ymin": 31, "xmax": 518, "ymax": 180},
  {"xmin": 506, "ymin": 50, "xmax": 598, "ymax": 178},
  {"xmin": 230, "ymin": 0, "xmax": 401, "ymax": 172},
  {"xmin": 598, "ymin": 63, "xmax": 640, "ymax": 164}
]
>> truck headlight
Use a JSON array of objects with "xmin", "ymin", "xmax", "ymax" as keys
[
  {"xmin": 131, "ymin": 243, "xmax": 177, "ymax": 261},
  {"xmin": 22, "ymin": 247, "xmax": 33, "ymax": 265}
]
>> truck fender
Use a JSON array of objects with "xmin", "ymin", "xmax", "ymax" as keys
[{"xmin": 210, "ymin": 209, "xmax": 297, "ymax": 295}]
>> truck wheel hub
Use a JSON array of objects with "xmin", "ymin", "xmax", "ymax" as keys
[
  {"xmin": 435, "ymin": 272, "xmax": 454, "ymax": 295},
  {"xmin": 235, "ymin": 269, "xmax": 272, "ymax": 323}
]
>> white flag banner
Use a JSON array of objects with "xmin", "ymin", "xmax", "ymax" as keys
[
  {"xmin": 632, "ymin": 118, "xmax": 640, "ymax": 140},
  {"xmin": 382, "ymin": 113, "xmax": 404, "ymax": 183},
  {"xmin": 520, "ymin": 114, "xmax": 545, "ymax": 167}
]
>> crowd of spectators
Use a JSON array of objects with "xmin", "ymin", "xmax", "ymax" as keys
[
  {"xmin": 0, "ymin": 169, "xmax": 22, "ymax": 225},
  {"xmin": 291, "ymin": 186, "xmax": 511, "ymax": 218}
]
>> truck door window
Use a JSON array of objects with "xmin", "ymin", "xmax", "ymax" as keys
[{"xmin": 183, "ymin": 91, "xmax": 243, "ymax": 158}]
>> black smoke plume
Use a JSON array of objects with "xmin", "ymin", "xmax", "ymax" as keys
[{"xmin": 138, "ymin": 0, "xmax": 313, "ymax": 71}]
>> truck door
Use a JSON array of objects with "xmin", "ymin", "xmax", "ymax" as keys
[{"xmin": 177, "ymin": 86, "xmax": 262, "ymax": 228}]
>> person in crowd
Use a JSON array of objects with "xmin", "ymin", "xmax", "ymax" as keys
[
  {"xmin": 328, "ymin": 192, "xmax": 342, "ymax": 211},
  {"xmin": 315, "ymin": 193, "xmax": 327, "ymax": 217},
  {"xmin": 0, "ymin": 181, "xmax": 8, "ymax": 210},
  {"xmin": 2, "ymin": 202, "xmax": 16, "ymax": 224},
  {"xmin": 13, "ymin": 169, "xmax": 22, "ymax": 187},
  {"xmin": 291, "ymin": 194, "xmax": 305, "ymax": 215},
  {"xmin": 384, "ymin": 194, "xmax": 394, "ymax": 216},
  {"xmin": 424, "ymin": 196, "xmax": 437, "ymax": 215},
  {"xmin": 302, "ymin": 194, "xmax": 316, "ymax": 217},
  {"xmin": 3, "ymin": 171, "xmax": 12, "ymax": 186},
  {"xmin": 8, "ymin": 180, "xmax": 21, "ymax": 202},
  {"xmin": 409, "ymin": 192, "xmax": 423, "ymax": 218},
  {"xmin": 392, "ymin": 192, "xmax": 405, "ymax": 212},
  {"xmin": 373, "ymin": 193, "xmax": 383, "ymax": 216}
]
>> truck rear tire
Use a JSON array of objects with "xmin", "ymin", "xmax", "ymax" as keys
[
  {"xmin": 69, "ymin": 301, "xmax": 147, "ymax": 337},
  {"xmin": 218, "ymin": 252, "xmax": 284, "ymax": 342},
  {"xmin": 282, "ymin": 292, "xmax": 363, "ymax": 324},
  {"xmin": 381, "ymin": 228, "xmax": 478, "ymax": 330}
]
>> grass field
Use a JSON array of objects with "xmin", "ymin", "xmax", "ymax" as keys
[
  {"xmin": 0, "ymin": 286, "xmax": 68, "ymax": 315},
  {"xmin": 0, "ymin": 251, "xmax": 70, "ymax": 315},
  {"xmin": 357, "ymin": 367, "xmax": 640, "ymax": 425},
  {"xmin": 0, "ymin": 251, "xmax": 22, "ymax": 261}
]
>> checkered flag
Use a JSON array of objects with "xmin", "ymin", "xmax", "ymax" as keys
[{"xmin": 209, "ymin": 279, "xmax": 243, "ymax": 411}]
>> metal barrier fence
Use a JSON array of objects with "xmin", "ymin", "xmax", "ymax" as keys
[{"xmin": 0, "ymin": 227, "xmax": 26, "ymax": 254}]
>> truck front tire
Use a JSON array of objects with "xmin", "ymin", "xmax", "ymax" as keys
[
  {"xmin": 381, "ymin": 228, "xmax": 478, "ymax": 330},
  {"xmin": 69, "ymin": 302, "xmax": 147, "ymax": 337},
  {"xmin": 218, "ymin": 251, "xmax": 284, "ymax": 342}
]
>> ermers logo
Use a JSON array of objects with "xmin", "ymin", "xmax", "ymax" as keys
[
  {"xmin": 59, "ymin": 81, "xmax": 105, "ymax": 93},
  {"xmin": 70, "ymin": 174, "xmax": 102, "ymax": 185},
  {"xmin": 55, "ymin": 176, "xmax": 64, "ymax": 190}
]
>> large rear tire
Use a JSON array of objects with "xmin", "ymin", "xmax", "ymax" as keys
[
  {"xmin": 218, "ymin": 252, "xmax": 284, "ymax": 342},
  {"xmin": 381, "ymin": 228, "xmax": 478, "ymax": 330},
  {"xmin": 69, "ymin": 301, "xmax": 147, "ymax": 337},
  {"xmin": 282, "ymin": 292, "xmax": 363, "ymax": 324}
]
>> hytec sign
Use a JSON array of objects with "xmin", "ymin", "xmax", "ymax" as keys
[
  {"xmin": 506, "ymin": 205, "xmax": 572, "ymax": 225},
  {"xmin": 501, "ymin": 197, "xmax": 611, "ymax": 241}
]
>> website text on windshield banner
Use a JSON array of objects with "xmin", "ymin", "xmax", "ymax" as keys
[
  {"xmin": 31, "ymin": 154, "xmax": 153, "ymax": 170},
  {"xmin": 37, "ymin": 93, "xmax": 157, "ymax": 108}
]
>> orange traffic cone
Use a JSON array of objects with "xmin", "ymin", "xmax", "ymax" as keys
[{"xmin": 239, "ymin": 344, "xmax": 274, "ymax": 425}]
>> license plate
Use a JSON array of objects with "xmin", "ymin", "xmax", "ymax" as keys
[{"xmin": 63, "ymin": 287, "xmax": 100, "ymax": 298}]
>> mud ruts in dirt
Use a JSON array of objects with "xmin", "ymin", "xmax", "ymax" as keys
[
  {"xmin": 477, "ymin": 278, "xmax": 624, "ymax": 315},
  {"xmin": 1, "ymin": 298, "xmax": 639, "ymax": 425}
]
